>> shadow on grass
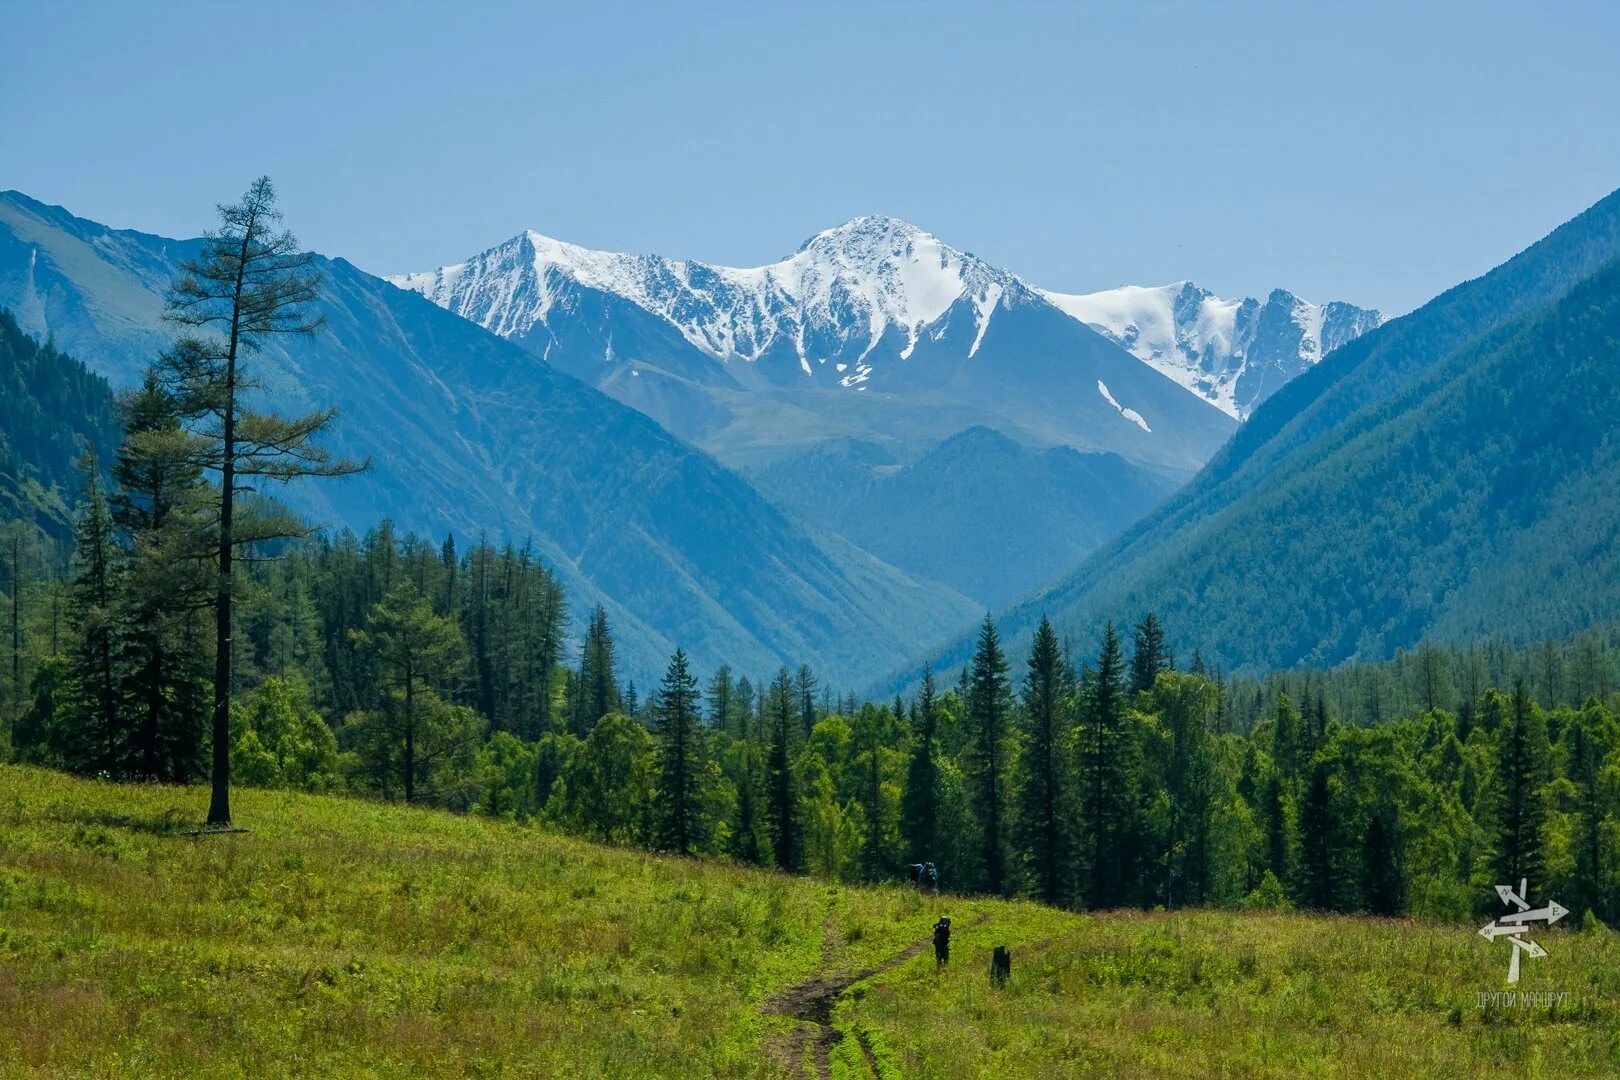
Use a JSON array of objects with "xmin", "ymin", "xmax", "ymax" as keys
[{"xmin": 45, "ymin": 803, "xmax": 196, "ymax": 837}]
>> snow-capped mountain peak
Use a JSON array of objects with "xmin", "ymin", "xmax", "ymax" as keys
[
  {"xmin": 1040, "ymin": 281, "xmax": 1383, "ymax": 418},
  {"xmin": 389, "ymin": 217, "xmax": 1021, "ymax": 385}
]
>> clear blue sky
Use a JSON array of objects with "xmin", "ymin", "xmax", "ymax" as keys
[{"xmin": 4, "ymin": 1, "xmax": 1618, "ymax": 313}]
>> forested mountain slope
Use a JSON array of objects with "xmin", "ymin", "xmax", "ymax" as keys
[
  {"xmin": 0, "ymin": 191, "xmax": 977, "ymax": 685},
  {"xmin": 910, "ymin": 187, "xmax": 1620, "ymax": 684},
  {"xmin": 0, "ymin": 308, "xmax": 120, "ymax": 539}
]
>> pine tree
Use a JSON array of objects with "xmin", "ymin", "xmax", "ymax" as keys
[
  {"xmin": 653, "ymin": 648, "xmax": 706, "ymax": 855},
  {"xmin": 1014, "ymin": 616, "xmax": 1075, "ymax": 906},
  {"xmin": 1129, "ymin": 612, "xmax": 1170, "ymax": 695},
  {"xmin": 765, "ymin": 667, "xmax": 801, "ymax": 871},
  {"xmin": 964, "ymin": 614, "xmax": 1013, "ymax": 895},
  {"xmin": 159, "ymin": 177, "xmax": 367, "ymax": 824},
  {"xmin": 900, "ymin": 665, "xmax": 941, "ymax": 865},
  {"xmin": 1491, "ymin": 681, "xmax": 1550, "ymax": 893}
]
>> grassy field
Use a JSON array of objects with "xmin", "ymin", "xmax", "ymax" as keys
[{"xmin": 0, "ymin": 766, "xmax": 1614, "ymax": 1078}]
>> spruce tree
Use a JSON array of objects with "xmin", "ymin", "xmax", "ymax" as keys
[
  {"xmin": 1077, "ymin": 621, "xmax": 1131, "ymax": 908},
  {"xmin": 1492, "ymin": 681, "xmax": 1550, "ymax": 894},
  {"xmin": 1270, "ymin": 692, "xmax": 1305, "ymax": 780},
  {"xmin": 1568, "ymin": 706, "xmax": 1613, "ymax": 922},
  {"xmin": 852, "ymin": 702, "xmax": 894, "ymax": 879},
  {"xmin": 1129, "ymin": 612, "xmax": 1170, "ymax": 695},
  {"xmin": 1263, "ymin": 770, "xmax": 1290, "ymax": 884},
  {"xmin": 160, "ymin": 177, "xmax": 366, "ymax": 824},
  {"xmin": 706, "ymin": 664, "xmax": 735, "ymax": 734},
  {"xmin": 724, "ymin": 737, "xmax": 768, "ymax": 865},
  {"xmin": 570, "ymin": 605, "xmax": 620, "ymax": 735},
  {"xmin": 62, "ymin": 455, "xmax": 123, "ymax": 774},
  {"xmin": 526, "ymin": 566, "xmax": 567, "ymax": 738},
  {"xmin": 900, "ymin": 665, "xmax": 941, "ymax": 865},
  {"xmin": 796, "ymin": 664, "xmax": 819, "ymax": 739},
  {"xmin": 1014, "ymin": 616, "xmax": 1075, "ymax": 906},
  {"xmin": 964, "ymin": 614, "xmax": 1013, "ymax": 895},
  {"xmin": 735, "ymin": 677, "xmax": 757, "ymax": 739},
  {"xmin": 1154, "ymin": 672, "xmax": 1219, "ymax": 907},
  {"xmin": 1361, "ymin": 807, "xmax": 1407, "ymax": 915},
  {"xmin": 350, "ymin": 581, "xmax": 467, "ymax": 803},
  {"xmin": 1297, "ymin": 756, "xmax": 1339, "ymax": 909},
  {"xmin": 765, "ymin": 667, "xmax": 801, "ymax": 871},
  {"xmin": 5, "ymin": 531, "xmax": 22, "ymax": 713},
  {"xmin": 653, "ymin": 647, "xmax": 706, "ymax": 855},
  {"xmin": 112, "ymin": 370, "xmax": 212, "ymax": 781}
]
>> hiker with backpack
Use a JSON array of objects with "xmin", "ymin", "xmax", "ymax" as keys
[{"xmin": 933, "ymin": 916, "xmax": 951, "ymax": 965}]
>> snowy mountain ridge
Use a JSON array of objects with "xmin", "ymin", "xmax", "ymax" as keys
[
  {"xmin": 392, "ymin": 221, "xmax": 1382, "ymax": 418},
  {"xmin": 1042, "ymin": 281, "xmax": 1384, "ymax": 418},
  {"xmin": 390, "ymin": 215, "xmax": 1016, "ymax": 387}
]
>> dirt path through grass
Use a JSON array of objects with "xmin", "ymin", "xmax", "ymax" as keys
[{"xmin": 763, "ymin": 913, "xmax": 988, "ymax": 1078}]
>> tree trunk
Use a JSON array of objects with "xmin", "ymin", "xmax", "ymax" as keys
[{"xmin": 206, "ymin": 231, "xmax": 249, "ymax": 827}]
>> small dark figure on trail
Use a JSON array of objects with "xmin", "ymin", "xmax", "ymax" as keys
[
  {"xmin": 933, "ymin": 916, "xmax": 952, "ymax": 966},
  {"xmin": 909, "ymin": 862, "xmax": 927, "ymax": 887}
]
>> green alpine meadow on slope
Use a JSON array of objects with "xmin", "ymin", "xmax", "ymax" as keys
[{"xmin": 1, "ymin": 766, "xmax": 1615, "ymax": 1079}]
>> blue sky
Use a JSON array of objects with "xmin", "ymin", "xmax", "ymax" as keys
[{"xmin": 4, "ymin": 1, "xmax": 1618, "ymax": 313}]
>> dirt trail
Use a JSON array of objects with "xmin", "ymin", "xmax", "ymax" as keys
[{"xmin": 763, "ymin": 913, "xmax": 989, "ymax": 1079}]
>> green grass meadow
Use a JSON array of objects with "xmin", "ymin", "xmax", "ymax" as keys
[{"xmin": 1, "ymin": 766, "xmax": 1614, "ymax": 1078}]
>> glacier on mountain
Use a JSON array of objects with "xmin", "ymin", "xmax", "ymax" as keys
[{"xmin": 1042, "ymin": 282, "xmax": 1383, "ymax": 418}]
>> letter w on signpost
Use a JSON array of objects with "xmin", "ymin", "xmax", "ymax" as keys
[{"xmin": 1479, "ymin": 879, "xmax": 1567, "ymax": 983}]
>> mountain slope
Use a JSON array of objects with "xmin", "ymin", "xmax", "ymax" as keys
[
  {"xmin": 0, "ymin": 307, "xmax": 120, "ymax": 539},
  {"xmin": 0, "ymin": 191, "xmax": 977, "ymax": 684},
  {"xmin": 391, "ymin": 217, "xmax": 1238, "ymax": 476},
  {"xmin": 907, "ymin": 186, "xmax": 1620, "ymax": 685},
  {"xmin": 750, "ymin": 427, "xmax": 1175, "ymax": 608},
  {"xmin": 1042, "ymin": 282, "xmax": 1383, "ymax": 418}
]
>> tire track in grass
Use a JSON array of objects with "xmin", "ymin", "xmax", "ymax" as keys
[{"xmin": 764, "ymin": 913, "xmax": 988, "ymax": 1078}]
